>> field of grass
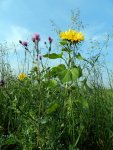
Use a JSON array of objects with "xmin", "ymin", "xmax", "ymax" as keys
[{"xmin": 0, "ymin": 27, "xmax": 113, "ymax": 150}]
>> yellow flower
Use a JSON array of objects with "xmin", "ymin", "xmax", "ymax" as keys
[
  {"xmin": 60, "ymin": 29, "xmax": 84, "ymax": 43},
  {"xmin": 18, "ymin": 73, "xmax": 27, "ymax": 80}
]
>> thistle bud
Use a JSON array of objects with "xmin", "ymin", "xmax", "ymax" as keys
[
  {"xmin": 37, "ymin": 54, "xmax": 42, "ymax": 60},
  {"xmin": 22, "ymin": 41, "xmax": 28, "ymax": 47},
  {"xmin": 48, "ymin": 36, "xmax": 53, "ymax": 43}
]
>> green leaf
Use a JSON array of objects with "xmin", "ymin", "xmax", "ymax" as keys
[
  {"xmin": 58, "ymin": 66, "xmax": 82, "ymax": 83},
  {"xmin": 77, "ymin": 66, "xmax": 82, "ymax": 77},
  {"xmin": 43, "ymin": 53, "xmax": 62, "ymax": 59},
  {"xmin": 79, "ymin": 97, "xmax": 89, "ymax": 110},
  {"xmin": 56, "ymin": 64, "xmax": 66, "ymax": 71},
  {"xmin": 45, "ymin": 64, "xmax": 66, "ymax": 78},
  {"xmin": 59, "ymin": 69, "xmax": 72, "ymax": 83},
  {"xmin": 60, "ymin": 40, "xmax": 67, "ymax": 45},
  {"xmin": 62, "ymin": 48, "xmax": 72, "ymax": 53},
  {"xmin": 76, "ymin": 53, "xmax": 84, "ymax": 60},
  {"xmin": 47, "ymin": 103, "xmax": 59, "ymax": 114},
  {"xmin": 70, "ymin": 68, "xmax": 80, "ymax": 81},
  {"xmin": 48, "ymin": 79, "xmax": 57, "ymax": 88},
  {"xmin": 82, "ymin": 99, "xmax": 89, "ymax": 110},
  {"xmin": 70, "ymin": 66, "xmax": 82, "ymax": 81}
]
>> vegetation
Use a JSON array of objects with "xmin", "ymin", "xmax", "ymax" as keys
[{"xmin": 0, "ymin": 13, "xmax": 113, "ymax": 150}]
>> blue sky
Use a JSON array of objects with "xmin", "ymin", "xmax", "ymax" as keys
[
  {"xmin": 0, "ymin": 0, "xmax": 113, "ymax": 75},
  {"xmin": 0, "ymin": 0, "xmax": 113, "ymax": 42}
]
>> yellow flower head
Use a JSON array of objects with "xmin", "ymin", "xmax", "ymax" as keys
[
  {"xmin": 18, "ymin": 73, "xmax": 27, "ymax": 80},
  {"xmin": 60, "ymin": 29, "xmax": 84, "ymax": 43}
]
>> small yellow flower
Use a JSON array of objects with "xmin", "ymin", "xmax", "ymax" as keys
[
  {"xmin": 60, "ymin": 29, "xmax": 84, "ymax": 43},
  {"xmin": 18, "ymin": 73, "xmax": 27, "ymax": 80}
]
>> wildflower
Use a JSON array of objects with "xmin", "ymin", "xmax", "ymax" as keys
[
  {"xmin": 37, "ymin": 54, "xmax": 42, "ymax": 60},
  {"xmin": 22, "ymin": 41, "xmax": 28, "ymax": 47},
  {"xmin": 0, "ymin": 80, "xmax": 5, "ymax": 86},
  {"xmin": 35, "ymin": 34, "xmax": 40, "ymax": 41},
  {"xmin": 32, "ymin": 37, "xmax": 35, "ymax": 42},
  {"xmin": 18, "ymin": 73, "xmax": 27, "ymax": 81},
  {"xmin": 19, "ymin": 40, "xmax": 28, "ymax": 47},
  {"xmin": 32, "ymin": 33, "xmax": 40, "ymax": 42},
  {"xmin": 60, "ymin": 29, "xmax": 84, "ymax": 43},
  {"xmin": 48, "ymin": 36, "xmax": 53, "ymax": 43}
]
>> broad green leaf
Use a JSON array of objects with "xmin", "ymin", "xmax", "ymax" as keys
[
  {"xmin": 43, "ymin": 53, "xmax": 63, "ymax": 59},
  {"xmin": 62, "ymin": 70, "xmax": 72, "ymax": 82},
  {"xmin": 70, "ymin": 66, "xmax": 82, "ymax": 81},
  {"xmin": 46, "ymin": 64, "xmax": 66, "ymax": 78},
  {"xmin": 58, "ymin": 69, "xmax": 72, "ymax": 83},
  {"xmin": 70, "ymin": 68, "xmax": 80, "ymax": 81},
  {"xmin": 58, "ymin": 66, "xmax": 82, "ymax": 83},
  {"xmin": 60, "ymin": 40, "xmax": 67, "ymax": 45},
  {"xmin": 56, "ymin": 64, "xmax": 66, "ymax": 71}
]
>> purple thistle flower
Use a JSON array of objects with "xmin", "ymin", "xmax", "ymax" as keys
[
  {"xmin": 32, "ymin": 37, "xmax": 35, "ymax": 43},
  {"xmin": 37, "ymin": 54, "xmax": 42, "ymax": 60},
  {"xmin": 22, "ymin": 41, "xmax": 28, "ymax": 47},
  {"xmin": 32, "ymin": 33, "xmax": 40, "ymax": 42},
  {"xmin": 48, "ymin": 36, "xmax": 53, "ymax": 43},
  {"xmin": 35, "ymin": 34, "xmax": 40, "ymax": 41}
]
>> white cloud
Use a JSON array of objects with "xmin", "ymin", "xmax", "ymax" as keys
[
  {"xmin": 84, "ymin": 23, "xmax": 107, "ymax": 41},
  {"xmin": 6, "ymin": 25, "xmax": 31, "ymax": 43},
  {"xmin": 1, "ymin": 25, "xmax": 31, "ymax": 72},
  {"xmin": 5, "ymin": 25, "xmax": 48, "ymax": 47},
  {"xmin": 91, "ymin": 33, "xmax": 107, "ymax": 41},
  {"xmin": 2, "ymin": 25, "xmax": 32, "ymax": 54}
]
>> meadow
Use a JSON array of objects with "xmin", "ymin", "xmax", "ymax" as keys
[{"xmin": 0, "ymin": 17, "xmax": 113, "ymax": 150}]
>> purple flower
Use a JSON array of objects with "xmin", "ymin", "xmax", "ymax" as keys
[
  {"xmin": 32, "ymin": 33, "xmax": 40, "ymax": 42},
  {"xmin": 32, "ymin": 37, "xmax": 35, "ymax": 43},
  {"xmin": 35, "ymin": 34, "xmax": 40, "ymax": 41},
  {"xmin": 22, "ymin": 41, "xmax": 28, "ymax": 47},
  {"xmin": 0, "ymin": 80, "xmax": 5, "ymax": 86},
  {"xmin": 48, "ymin": 36, "xmax": 53, "ymax": 43},
  {"xmin": 19, "ymin": 40, "xmax": 28, "ymax": 47},
  {"xmin": 37, "ymin": 54, "xmax": 42, "ymax": 60}
]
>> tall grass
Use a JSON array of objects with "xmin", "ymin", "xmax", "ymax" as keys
[{"xmin": 0, "ymin": 15, "xmax": 113, "ymax": 150}]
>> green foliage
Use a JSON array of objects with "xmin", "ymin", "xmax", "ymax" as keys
[
  {"xmin": 76, "ymin": 53, "xmax": 84, "ymax": 60},
  {"xmin": 59, "ymin": 39, "xmax": 68, "ymax": 46},
  {"xmin": 58, "ymin": 66, "xmax": 82, "ymax": 83},
  {"xmin": 0, "ymin": 12, "xmax": 113, "ymax": 150},
  {"xmin": 46, "ymin": 103, "xmax": 59, "ymax": 114},
  {"xmin": 43, "ymin": 53, "xmax": 63, "ymax": 59}
]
